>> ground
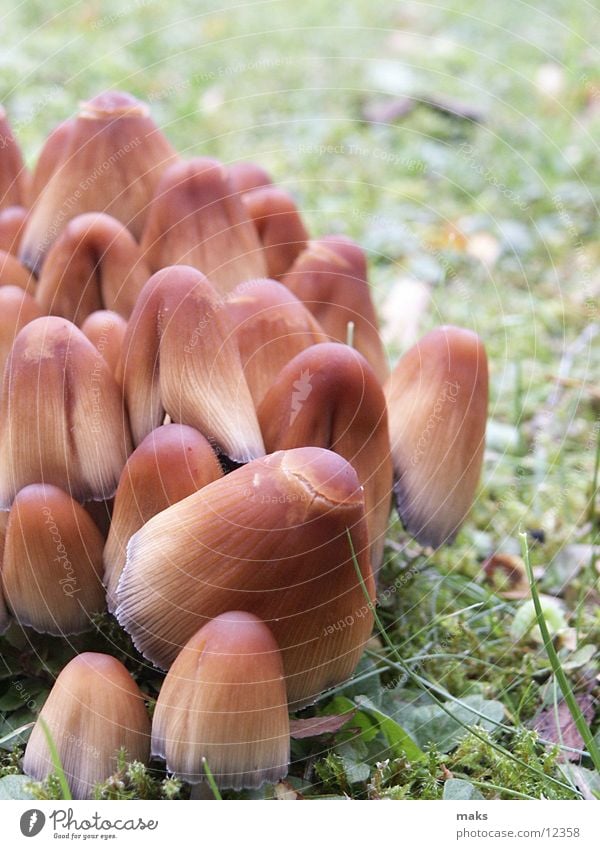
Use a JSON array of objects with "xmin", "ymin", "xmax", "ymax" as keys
[{"xmin": 0, "ymin": 0, "xmax": 599, "ymax": 800}]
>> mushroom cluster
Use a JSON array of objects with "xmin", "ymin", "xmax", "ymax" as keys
[{"xmin": 0, "ymin": 91, "xmax": 488, "ymax": 797}]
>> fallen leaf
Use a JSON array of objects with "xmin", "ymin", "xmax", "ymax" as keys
[
  {"xmin": 289, "ymin": 711, "xmax": 356, "ymax": 739},
  {"xmin": 417, "ymin": 93, "xmax": 486, "ymax": 123},
  {"xmin": 273, "ymin": 780, "xmax": 304, "ymax": 800},
  {"xmin": 533, "ymin": 696, "xmax": 595, "ymax": 761},
  {"xmin": 535, "ymin": 64, "xmax": 565, "ymax": 98},
  {"xmin": 467, "ymin": 232, "xmax": 501, "ymax": 266},
  {"xmin": 482, "ymin": 553, "xmax": 529, "ymax": 598},
  {"xmin": 380, "ymin": 277, "xmax": 431, "ymax": 350}
]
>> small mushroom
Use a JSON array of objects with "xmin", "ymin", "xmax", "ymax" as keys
[
  {"xmin": 242, "ymin": 185, "xmax": 309, "ymax": 278},
  {"xmin": 152, "ymin": 611, "xmax": 290, "ymax": 790},
  {"xmin": 36, "ymin": 213, "xmax": 151, "ymax": 323},
  {"xmin": 0, "ymin": 249, "xmax": 35, "ymax": 293},
  {"xmin": 0, "ymin": 316, "xmax": 132, "ymax": 507},
  {"xmin": 384, "ymin": 325, "xmax": 488, "ymax": 548},
  {"xmin": 229, "ymin": 160, "xmax": 273, "ymax": 195},
  {"xmin": 81, "ymin": 309, "xmax": 128, "ymax": 379},
  {"xmin": 120, "ymin": 264, "xmax": 265, "ymax": 461},
  {"xmin": 104, "ymin": 423, "xmax": 223, "ymax": 611},
  {"xmin": 259, "ymin": 342, "xmax": 392, "ymax": 572},
  {"xmin": 282, "ymin": 236, "xmax": 389, "ymax": 383},
  {"xmin": 0, "ymin": 205, "xmax": 27, "ymax": 255},
  {"xmin": 0, "ymin": 286, "xmax": 43, "ymax": 376},
  {"xmin": 1, "ymin": 483, "xmax": 105, "ymax": 634},
  {"xmin": 140, "ymin": 157, "xmax": 267, "ymax": 292},
  {"xmin": 228, "ymin": 277, "xmax": 327, "ymax": 405},
  {"xmin": 23, "ymin": 652, "xmax": 150, "ymax": 799},
  {"xmin": 20, "ymin": 91, "xmax": 177, "ymax": 273}
]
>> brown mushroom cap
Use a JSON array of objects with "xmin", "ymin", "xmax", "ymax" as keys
[
  {"xmin": 385, "ymin": 325, "xmax": 488, "ymax": 548},
  {"xmin": 152, "ymin": 611, "xmax": 290, "ymax": 789},
  {"xmin": 116, "ymin": 446, "xmax": 374, "ymax": 708},
  {"xmin": 23, "ymin": 652, "xmax": 150, "ymax": 799}
]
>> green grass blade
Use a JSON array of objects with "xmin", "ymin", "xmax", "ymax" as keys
[
  {"xmin": 38, "ymin": 717, "xmax": 72, "ymax": 800},
  {"xmin": 201, "ymin": 758, "xmax": 222, "ymax": 800},
  {"xmin": 519, "ymin": 531, "xmax": 600, "ymax": 774}
]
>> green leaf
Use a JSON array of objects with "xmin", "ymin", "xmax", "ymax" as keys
[
  {"xmin": 443, "ymin": 778, "xmax": 485, "ymax": 800},
  {"xmin": 354, "ymin": 696, "xmax": 426, "ymax": 761},
  {"xmin": 404, "ymin": 695, "xmax": 505, "ymax": 753},
  {"xmin": 0, "ymin": 775, "xmax": 35, "ymax": 800},
  {"xmin": 324, "ymin": 696, "xmax": 379, "ymax": 744}
]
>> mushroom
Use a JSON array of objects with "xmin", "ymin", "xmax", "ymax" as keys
[
  {"xmin": 80, "ymin": 309, "xmax": 128, "ymax": 379},
  {"xmin": 104, "ymin": 423, "xmax": 223, "ymax": 611},
  {"xmin": 23, "ymin": 652, "xmax": 150, "ymax": 799},
  {"xmin": 227, "ymin": 277, "xmax": 327, "ymax": 406},
  {"xmin": 36, "ymin": 213, "xmax": 151, "ymax": 324},
  {"xmin": 1, "ymin": 483, "xmax": 105, "ymax": 634},
  {"xmin": 140, "ymin": 157, "xmax": 267, "ymax": 292},
  {"xmin": 242, "ymin": 185, "xmax": 309, "ymax": 279},
  {"xmin": 384, "ymin": 325, "xmax": 488, "ymax": 548},
  {"xmin": 116, "ymin": 446, "xmax": 374, "ymax": 708},
  {"xmin": 0, "ymin": 286, "xmax": 43, "ymax": 376},
  {"xmin": 0, "ymin": 316, "xmax": 132, "ymax": 508},
  {"xmin": 27, "ymin": 117, "xmax": 75, "ymax": 205},
  {"xmin": 229, "ymin": 160, "xmax": 273, "ymax": 195},
  {"xmin": 120, "ymin": 264, "xmax": 265, "ymax": 461},
  {"xmin": 282, "ymin": 236, "xmax": 389, "ymax": 383},
  {"xmin": 0, "ymin": 249, "xmax": 35, "ymax": 293},
  {"xmin": 20, "ymin": 91, "xmax": 177, "ymax": 274},
  {"xmin": 152, "ymin": 611, "xmax": 289, "ymax": 790},
  {"xmin": 0, "ymin": 205, "xmax": 27, "ymax": 255},
  {"xmin": 259, "ymin": 342, "xmax": 392, "ymax": 572},
  {"xmin": 0, "ymin": 105, "xmax": 28, "ymax": 209}
]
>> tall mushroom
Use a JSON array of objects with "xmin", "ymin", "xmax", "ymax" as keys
[
  {"xmin": 259, "ymin": 342, "xmax": 392, "ymax": 571},
  {"xmin": 120, "ymin": 264, "xmax": 265, "ymax": 461},
  {"xmin": 0, "ymin": 316, "xmax": 131, "ymax": 508},
  {"xmin": 140, "ymin": 157, "xmax": 266, "ymax": 292},
  {"xmin": 104, "ymin": 423, "xmax": 223, "ymax": 611},
  {"xmin": 152, "ymin": 612, "xmax": 289, "ymax": 789},
  {"xmin": 20, "ymin": 91, "xmax": 177, "ymax": 274},
  {"xmin": 385, "ymin": 325, "xmax": 488, "ymax": 548},
  {"xmin": 1, "ymin": 484, "xmax": 105, "ymax": 634},
  {"xmin": 23, "ymin": 653, "xmax": 150, "ymax": 799},
  {"xmin": 116, "ymin": 446, "xmax": 374, "ymax": 708}
]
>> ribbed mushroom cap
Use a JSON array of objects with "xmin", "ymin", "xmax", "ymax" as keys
[
  {"xmin": 227, "ymin": 277, "xmax": 328, "ymax": 406},
  {"xmin": 0, "ymin": 285, "xmax": 43, "ymax": 376},
  {"xmin": 27, "ymin": 118, "xmax": 75, "ymax": 205},
  {"xmin": 20, "ymin": 91, "xmax": 177, "ymax": 274},
  {"xmin": 152, "ymin": 611, "xmax": 290, "ymax": 789},
  {"xmin": 104, "ymin": 423, "xmax": 223, "ymax": 611},
  {"xmin": 384, "ymin": 325, "xmax": 488, "ymax": 548},
  {"xmin": 116, "ymin": 446, "xmax": 374, "ymax": 708},
  {"xmin": 242, "ymin": 185, "xmax": 308, "ymax": 279},
  {"xmin": 140, "ymin": 157, "xmax": 267, "ymax": 292},
  {"xmin": 282, "ymin": 236, "xmax": 389, "ymax": 383},
  {"xmin": 0, "ymin": 205, "xmax": 27, "ymax": 255},
  {"xmin": 259, "ymin": 342, "xmax": 392, "ymax": 572},
  {"xmin": 0, "ymin": 316, "xmax": 132, "ymax": 508},
  {"xmin": 0, "ymin": 249, "xmax": 35, "ymax": 293},
  {"xmin": 80, "ymin": 309, "xmax": 128, "ymax": 379},
  {"xmin": 120, "ymin": 264, "xmax": 265, "ymax": 461},
  {"xmin": 36, "ymin": 212, "xmax": 150, "ymax": 324},
  {"xmin": 0, "ymin": 105, "xmax": 28, "ymax": 209},
  {"xmin": 23, "ymin": 652, "xmax": 150, "ymax": 799},
  {"xmin": 1, "ymin": 483, "xmax": 105, "ymax": 634}
]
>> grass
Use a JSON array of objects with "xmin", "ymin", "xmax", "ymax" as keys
[{"xmin": 1, "ymin": 0, "xmax": 599, "ymax": 800}]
